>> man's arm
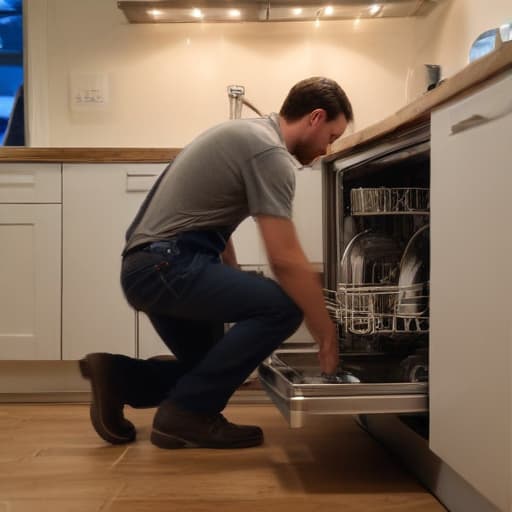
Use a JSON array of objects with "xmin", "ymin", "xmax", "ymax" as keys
[{"xmin": 256, "ymin": 215, "xmax": 339, "ymax": 374}]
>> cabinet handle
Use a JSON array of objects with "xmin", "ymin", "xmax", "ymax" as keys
[
  {"xmin": 125, "ymin": 173, "xmax": 159, "ymax": 192},
  {"xmin": 450, "ymin": 104, "xmax": 512, "ymax": 135},
  {"xmin": 0, "ymin": 174, "xmax": 35, "ymax": 187}
]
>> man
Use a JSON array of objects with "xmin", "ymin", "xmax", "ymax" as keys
[{"xmin": 80, "ymin": 76, "xmax": 353, "ymax": 449}]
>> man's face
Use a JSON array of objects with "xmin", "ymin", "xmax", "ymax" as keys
[{"xmin": 294, "ymin": 110, "xmax": 348, "ymax": 165}]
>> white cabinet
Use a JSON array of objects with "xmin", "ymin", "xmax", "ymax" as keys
[
  {"xmin": 232, "ymin": 166, "xmax": 324, "ymax": 267},
  {"xmin": 430, "ymin": 72, "xmax": 512, "ymax": 511},
  {"xmin": 60, "ymin": 161, "xmax": 321, "ymax": 359},
  {"xmin": 294, "ymin": 167, "xmax": 323, "ymax": 264},
  {"xmin": 0, "ymin": 164, "xmax": 61, "ymax": 360},
  {"xmin": 62, "ymin": 163, "xmax": 167, "ymax": 360},
  {"xmin": 138, "ymin": 312, "xmax": 169, "ymax": 359},
  {"xmin": 231, "ymin": 216, "xmax": 264, "ymax": 267}
]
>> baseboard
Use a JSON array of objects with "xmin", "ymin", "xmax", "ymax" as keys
[{"xmin": 0, "ymin": 361, "xmax": 269, "ymax": 405}]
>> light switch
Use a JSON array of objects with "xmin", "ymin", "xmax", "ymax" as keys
[{"xmin": 70, "ymin": 72, "xmax": 109, "ymax": 109}]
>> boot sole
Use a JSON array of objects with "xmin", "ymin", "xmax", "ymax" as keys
[
  {"xmin": 79, "ymin": 356, "xmax": 136, "ymax": 445},
  {"xmin": 150, "ymin": 428, "xmax": 263, "ymax": 450}
]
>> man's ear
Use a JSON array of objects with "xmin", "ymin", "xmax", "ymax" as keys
[{"xmin": 309, "ymin": 108, "xmax": 326, "ymax": 126}]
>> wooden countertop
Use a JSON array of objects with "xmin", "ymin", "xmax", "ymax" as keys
[
  {"xmin": 329, "ymin": 40, "xmax": 512, "ymax": 158},
  {"xmin": 0, "ymin": 147, "xmax": 182, "ymax": 163},
  {"xmin": 0, "ymin": 41, "xmax": 511, "ymax": 164}
]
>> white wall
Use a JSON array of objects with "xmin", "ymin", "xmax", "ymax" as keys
[{"xmin": 25, "ymin": 0, "xmax": 415, "ymax": 147}]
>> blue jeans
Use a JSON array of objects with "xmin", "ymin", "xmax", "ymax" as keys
[{"xmin": 120, "ymin": 233, "xmax": 303, "ymax": 414}]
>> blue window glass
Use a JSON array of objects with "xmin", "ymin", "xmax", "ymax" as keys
[
  {"xmin": 469, "ymin": 29, "xmax": 499, "ymax": 63},
  {"xmin": 0, "ymin": 0, "xmax": 23, "ymax": 145},
  {"xmin": 469, "ymin": 23, "xmax": 512, "ymax": 64}
]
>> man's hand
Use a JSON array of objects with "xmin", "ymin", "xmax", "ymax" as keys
[{"xmin": 317, "ymin": 323, "xmax": 339, "ymax": 375}]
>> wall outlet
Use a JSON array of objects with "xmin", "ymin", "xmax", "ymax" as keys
[{"xmin": 69, "ymin": 72, "xmax": 109, "ymax": 109}]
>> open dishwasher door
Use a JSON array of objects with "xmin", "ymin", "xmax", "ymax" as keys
[
  {"xmin": 259, "ymin": 349, "xmax": 428, "ymax": 428},
  {"xmin": 258, "ymin": 123, "xmax": 431, "ymax": 428}
]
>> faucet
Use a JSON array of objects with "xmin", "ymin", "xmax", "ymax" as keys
[{"xmin": 227, "ymin": 85, "xmax": 263, "ymax": 119}]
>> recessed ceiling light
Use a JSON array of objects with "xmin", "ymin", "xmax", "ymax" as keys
[
  {"xmin": 369, "ymin": 4, "xmax": 382, "ymax": 16},
  {"xmin": 292, "ymin": 7, "xmax": 303, "ymax": 15},
  {"xmin": 228, "ymin": 9, "xmax": 241, "ymax": 17},
  {"xmin": 191, "ymin": 8, "xmax": 204, "ymax": 18},
  {"xmin": 324, "ymin": 5, "xmax": 334, "ymax": 16}
]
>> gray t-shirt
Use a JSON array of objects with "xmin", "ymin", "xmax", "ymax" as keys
[{"xmin": 124, "ymin": 113, "xmax": 301, "ymax": 252}]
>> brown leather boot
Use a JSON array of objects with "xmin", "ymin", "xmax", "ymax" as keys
[
  {"xmin": 79, "ymin": 353, "xmax": 188, "ymax": 444},
  {"xmin": 79, "ymin": 353, "xmax": 137, "ymax": 444},
  {"xmin": 151, "ymin": 400, "xmax": 264, "ymax": 449}
]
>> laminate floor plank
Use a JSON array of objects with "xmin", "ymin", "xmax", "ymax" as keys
[{"xmin": 0, "ymin": 404, "xmax": 445, "ymax": 511}]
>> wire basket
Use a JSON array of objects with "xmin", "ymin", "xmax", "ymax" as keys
[
  {"xmin": 323, "ymin": 288, "xmax": 342, "ymax": 322},
  {"xmin": 336, "ymin": 282, "xmax": 429, "ymax": 336},
  {"xmin": 351, "ymin": 187, "xmax": 429, "ymax": 215}
]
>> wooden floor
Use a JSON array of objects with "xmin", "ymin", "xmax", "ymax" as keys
[{"xmin": 0, "ymin": 403, "xmax": 445, "ymax": 511}]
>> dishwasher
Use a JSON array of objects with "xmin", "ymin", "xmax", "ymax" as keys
[{"xmin": 258, "ymin": 122, "xmax": 430, "ymax": 428}]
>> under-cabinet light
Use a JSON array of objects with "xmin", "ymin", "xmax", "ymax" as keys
[
  {"xmin": 368, "ymin": 4, "xmax": 381, "ymax": 16},
  {"xmin": 118, "ymin": 1, "xmax": 443, "ymax": 24},
  {"xmin": 147, "ymin": 8, "xmax": 163, "ymax": 16}
]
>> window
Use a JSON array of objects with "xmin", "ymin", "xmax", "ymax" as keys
[
  {"xmin": 469, "ymin": 22, "xmax": 512, "ymax": 63},
  {"xmin": 0, "ymin": 0, "xmax": 23, "ymax": 145}
]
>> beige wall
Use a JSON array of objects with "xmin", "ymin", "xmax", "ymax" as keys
[
  {"xmin": 412, "ymin": 0, "xmax": 511, "ymax": 85},
  {"xmin": 26, "ymin": 0, "xmax": 510, "ymax": 147},
  {"xmin": 26, "ymin": 0, "xmax": 415, "ymax": 147}
]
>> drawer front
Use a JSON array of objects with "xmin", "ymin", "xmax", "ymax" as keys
[{"xmin": 0, "ymin": 163, "xmax": 61, "ymax": 203}]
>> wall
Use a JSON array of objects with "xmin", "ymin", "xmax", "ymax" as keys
[
  {"xmin": 409, "ymin": 0, "xmax": 512, "ymax": 100},
  {"xmin": 25, "ymin": 0, "xmax": 416, "ymax": 147}
]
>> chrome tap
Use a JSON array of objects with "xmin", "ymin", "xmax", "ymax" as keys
[{"xmin": 227, "ymin": 85, "xmax": 263, "ymax": 119}]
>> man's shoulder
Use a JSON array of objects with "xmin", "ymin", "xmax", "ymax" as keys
[{"xmin": 214, "ymin": 116, "xmax": 280, "ymax": 144}]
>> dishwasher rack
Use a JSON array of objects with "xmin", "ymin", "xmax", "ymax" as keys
[
  {"xmin": 350, "ymin": 187, "xmax": 429, "ymax": 215},
  {"xmin": 324, "ymin": 283, "xmax": 429, "ymax": 336}
]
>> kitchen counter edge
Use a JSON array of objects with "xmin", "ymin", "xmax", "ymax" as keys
[{"xmin": 0, "ymin": 147, "xmax": 182, "ymax": 163}]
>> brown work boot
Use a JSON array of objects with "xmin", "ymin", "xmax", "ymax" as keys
[
  {"xmin": 151, "ymin": 401, "xmax": 264, "ymax": 449},
  {"xmin": 79, "ymin": 353, "xmax": 137, "ymax": 444}
]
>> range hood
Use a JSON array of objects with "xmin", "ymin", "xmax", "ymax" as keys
[{"xmin": 117, "ymin": 0, "xmax": 442, "ymax": 23}]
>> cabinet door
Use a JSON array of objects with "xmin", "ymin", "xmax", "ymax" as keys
[
  {"xmin": 231, "ymin": 216, "xmax": 264, "ymax": 267},
  {"xmin": 294, "ymin": 167, "xmax": 323, "ymax": 263},
  {"xmin": 0, "ymin": 204, "xmax": 61, "ymax": 359},
  {"xmin": 430, "ymin": 72, "xmax": 512, "ymax": 511},
  {"xmin": 138, "ymin": 312, "xmax": 170, "ymax": 359},
  {"xmin": 62, "ymin": 164, "xmax": 166, "ymax": 360},
  {"xmin": 231, "ymin": 168, "xmax": 324, "ymax": 267}
]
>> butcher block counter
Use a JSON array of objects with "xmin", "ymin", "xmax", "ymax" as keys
[
  {"xmin": 0, "ymin": 41, "xmax": 511, "ymax": 163},
  {"xmin": 0, "ymin": 147, "xmax": 181, "ymax": 163}
]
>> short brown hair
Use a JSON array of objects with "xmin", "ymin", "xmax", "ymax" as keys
[{"xmin": 279, "ymin": 77, "xmax": 353, "ymax": 123}]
